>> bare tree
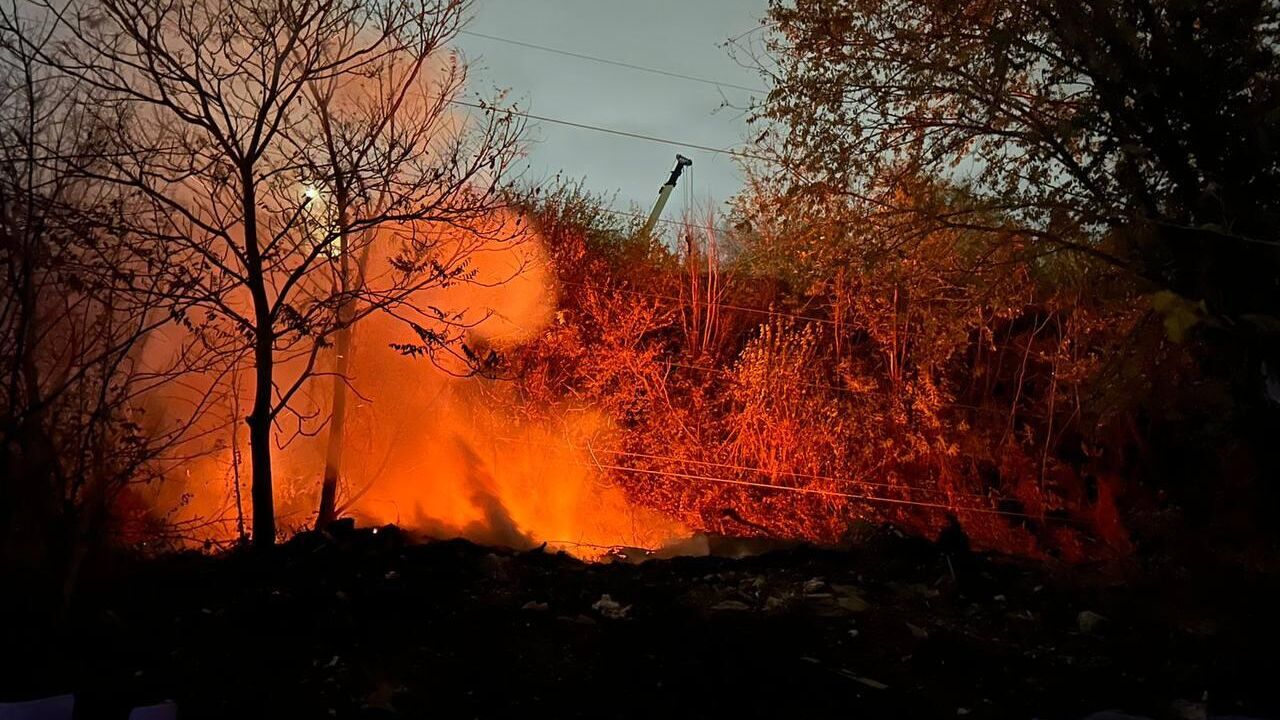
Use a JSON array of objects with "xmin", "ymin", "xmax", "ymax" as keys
[
  {"xmin": 36, "ymin": 0, "xmax": 524, "ymax": 546},
  {"xmin": 0, "ymin": 0, "xmax": 219, "ymax": 598},
  {"xmin": 297, "ymin": 19, "xmax": 525, "ymax": 528}
]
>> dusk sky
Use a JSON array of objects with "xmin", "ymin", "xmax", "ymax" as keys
[{"xmin": 454, "ymin": 0, "xmax": 767, "ymax": 217}]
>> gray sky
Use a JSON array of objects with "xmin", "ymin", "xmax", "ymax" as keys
[{"xmin": 454, "ymin": 0, "xmax": 767, "ymax": 218}]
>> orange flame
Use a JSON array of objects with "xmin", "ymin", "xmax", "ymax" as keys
[{"xmin": 128, "ymin": 213, "xmax": 686, "ymax": 558}]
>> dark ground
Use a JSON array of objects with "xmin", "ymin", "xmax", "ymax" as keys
[{"xmin": 2, "ymin": 525, "xmax": 1277, "ymax": 720}]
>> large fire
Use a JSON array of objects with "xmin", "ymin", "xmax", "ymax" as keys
[
  {"xmin": 128, "ymin": 213, "xmax": 687, "ymax": 558},
  {"xmin": 121, "ymin": 204, "xmax": 1131, "ymax": 564}
]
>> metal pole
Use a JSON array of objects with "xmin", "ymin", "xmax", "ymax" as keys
[{"xmin": 640, "ymin": 154, "xmax": 693, "ymax": 237}]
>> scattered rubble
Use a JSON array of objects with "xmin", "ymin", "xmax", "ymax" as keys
[
  {"xmin": 2, "ymin": 526, "xmax": 1276, "ymax": 719},
  {"xmin": 1078, "ymin": 610, "xmax": 1109, "ymax": 634},
  {"xmin": 591, "ymin": 594, "xmax": 630, "ymax": 620}
]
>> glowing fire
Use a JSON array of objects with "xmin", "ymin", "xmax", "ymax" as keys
[
  {"xmin": 121, "ymin": 208, "xmax": 1127, "ymax": 564},
  {"xmin": 128, "ymin": 213, "xmax": 687, "ymax": 558}
]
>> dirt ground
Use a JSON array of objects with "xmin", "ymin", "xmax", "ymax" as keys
[{"xmin": 2, "ymin": 524, "xmax": 1277, "ymax": 719}]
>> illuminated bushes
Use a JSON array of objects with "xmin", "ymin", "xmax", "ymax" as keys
[{"xmin": 511, "ymin": 184, "xmax": 1140, "ymax": 559}]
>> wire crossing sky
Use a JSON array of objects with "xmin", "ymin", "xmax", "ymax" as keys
[{"xmin": 454, "ymin": 0, "xmax": 766, "ymax": 217}]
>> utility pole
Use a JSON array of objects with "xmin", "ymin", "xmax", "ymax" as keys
[{"xmin": 640, "ymin": 154, "xmax": 692, "ymax": 238}]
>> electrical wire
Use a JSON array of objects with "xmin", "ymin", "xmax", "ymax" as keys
[
  {"xmin": 595, "ymin": 204, "xmax": 721, "ymax": 235},
  {"xmin": 493, "ymin": 435, "xmax": 999, "ymax": 501},
  {"xmin": 593, "ymin": 461, "xmax": 1078, "ymax": 522},
  {"xmin": 448, "ymin": 95, "xmax": 1280, "ymax": 251},
  {"xmin": 489, "ymin": 436, "xmax": 1083, "ymax": 524},
  {"xmin": 448, "ymin": 98, "xmax": 770, "ymax": 163},
  {"xmin": 459, "ymin": 30, "xmax": 768, "ymax": 95}
]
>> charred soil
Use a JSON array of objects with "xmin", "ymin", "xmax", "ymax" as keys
[{"xmin": 2, "ymin": 526, "xmax": 1277, "ymax": 719}]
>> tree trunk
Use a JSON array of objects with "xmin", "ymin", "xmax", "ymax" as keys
[
  {"xmin": 241, "ymin": 169, "xmax": 276, "ymax": 548},
  {"xmin": 317, "ymin": 180, "xmax": 352, "ymax": 529},
  {"xmin": 316, "ymin": 322, "xmax": 351, "ymax": 528},
  {"xmin": 247, "ymin": 338, "xmax": 274, "ymax": 548}
]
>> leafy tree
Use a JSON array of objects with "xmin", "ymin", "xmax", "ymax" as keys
[
  {"xmin": 750, "ymin": 0, "xmax": 1280, "ymax": 386},
  {"xmin": 737, "ymin": 0, "xmax": 1280, "ymax": 532}
]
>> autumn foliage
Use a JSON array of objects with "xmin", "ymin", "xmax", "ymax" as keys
[
  {"xmin": 506, "ymin": 180, "xmax": 1157, "ymax": 560},
  {"xmin": 7, "ymin": 0, "xmax": 1280, "ymax": 591}
]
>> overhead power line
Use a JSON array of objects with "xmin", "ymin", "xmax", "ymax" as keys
[
  {"xmin": 448, "ymin": 98, "xmax": 1280, "ymax": 251},
  {"xmin": 448, "ymin": 98, "xmax": 769, "ymax": 164},
  {"xmin": 598, "ymin": 205, "xmax": 708, "ymax": 233},
  {"xmin": 494, "ymin": 435, "xmax": 999, "ymax": 501},
  {"xmin": 459, "ymin": 30, "xmax": 768, "ymax": 95},
  {"xmin": 490, "ymin": 435, "xmax": 1082, "ymax": 523},
  {"xmin": 592, "ymin": 460, "xmax": 1080, "ymax": 522}
]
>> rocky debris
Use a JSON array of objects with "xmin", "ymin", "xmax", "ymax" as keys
[
  {"xmin": 830, "ymin": 584, "xmax": 870, "ymax": 613},
  {"xmin": 906, "ymin": 622, "xmax": 930, "ymax": 639},
  {"xmin": 1169, "ymin": 699, "xmax": 1208, "ymax": 720},
  {"xmin": 846, "ymin": 674, "xmax": 889, "ymax": 690},
  {"xmin": 603, "ymin": 546, "xmax": 653, "ymax": 564},
  {"xmin": 3, "ymin": 526, "xmax": 1278, "ymax": 719},
  {"xmin": 591, "ymin": 594, "xmax": 630, "ymax": 620},
  {"xmin": 1078, "ymin": 610, "xmax": 1109, "ymax": 634}
]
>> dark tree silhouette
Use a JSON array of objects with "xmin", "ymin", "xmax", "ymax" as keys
[
  {"xmin": 0, "ymin": 1, "xmax": 218, "ymax": 598},
  {"xmin": 752, "ymin": 0, "xmax": 1280, "ymax": 360},
  {"xmin": 38, "ymin": 0, "xmax": 525, "ymax": 546}
]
